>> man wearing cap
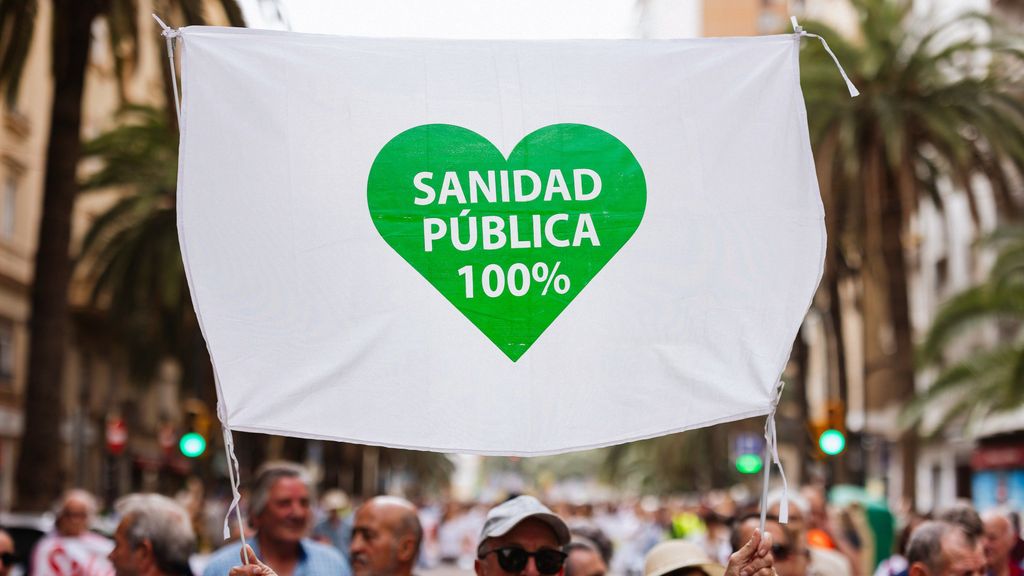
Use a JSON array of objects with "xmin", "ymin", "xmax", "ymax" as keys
[
  {"xmin": 476, "ymin": 496, "xmax": 776, "ymax": 576},
  {"xmin": 475, "ymin": 496, "xmax": 571, "ymax": 576},
  {"xmin": 312, "ymin": 491, "xmax": 353, "ymax": 560}
]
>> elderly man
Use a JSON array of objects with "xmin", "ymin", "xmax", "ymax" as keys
[
  {"xmin": 349, "ymin": 496, "xmax": 422, "ymax": 576},
  {"xmin": 764, "ymin": 493, "xmax": 850, "ymax": 576},
  {"xmin": 905, "ymin": 521, "xmax": 985, "ymax": 576},
  {"xmin": 108, "ymin": 494, "xmax": 195, "ymax": 576},
  {"xmin": 475, "ymin": 496, "xmax": 774, "ymax": 576},
  {"xmin": 204, "ymin": 462, "xmax": 349, "ymax": 576},
  {"xmin": 31, "ymin": 489, "xmax": 114, "ymax": 576},
  {"xmin": 312, "ymin": 491, "xmax": 353, "ymax": 559},
  {"xmin": 732, "ymin": 514, "xmax": 805, "ymax": 576},
  {"xmin": 983, "ymin": 511, "xmax": 1022, "ymax": 576}
]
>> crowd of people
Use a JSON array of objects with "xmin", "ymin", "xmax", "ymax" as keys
[{"xmin": 4, "ymin": 461, "xmax": 1023, "ymax": 576}]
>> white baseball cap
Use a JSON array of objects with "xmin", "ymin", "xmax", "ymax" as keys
[{"xmin": 479, "ymin": 496, "xmax": 571, "ymax": 549}]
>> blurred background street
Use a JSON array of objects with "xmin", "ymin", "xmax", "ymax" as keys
[{"xmin": 0, "ymin": 1, "xmax": 1022, "ymax": 575}]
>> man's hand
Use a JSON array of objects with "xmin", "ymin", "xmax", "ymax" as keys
[
  {"xmin": 229, "ymin": 545, "xmax": 278, "ymax": 576},
  {"xmin": 724, "ymin": 529, "xmax": 775, "ymax": 576}
]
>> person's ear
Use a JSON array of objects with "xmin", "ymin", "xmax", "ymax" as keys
[
  {"xmin": 135, "ymin": 539, "xmax": 155, "ymax": 568},
  {"xmin": 474, "ymin": 558, "xmax": 485, "ymax": 576},
  {"xmin": 908, "ymin": 563, "xmax": 929, "ymax": 576},
  {"xmin": 397, "ymin": 536, "xmax": 417, "ymax": 563}
]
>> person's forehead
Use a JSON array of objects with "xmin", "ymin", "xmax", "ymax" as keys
[
  {"xmin": 568, "ymin": 548, "xmax": 604, "ymax": 568},
  {"xmin": 355, "ymin": 503, "xmax": 388, "ymax": 527},
  {"xmin": 488, "ymin": 518, "xmax": 560, "ymax": 549},
  {"xmin": 984, "ymin": 516, "xmax": 1009, "ymax": 534},
  {"xmin": 270, "ymin": 476, "xmax": 309, "ymax": 496},
  {"xmin": 64, "ymin": 498, "xmax": 89, "ymax": 511},
  {"xmin": 942, "ymin": 531, "xmax": 978, "ymax": 559}
]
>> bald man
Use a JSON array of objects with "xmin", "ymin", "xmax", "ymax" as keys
[
  {"xmin": 983, "ymin": 511, "xmax": 1022, "ymax": 576},
  {"xmin": 349, "ymin": 497, "xmax": 422, "ymax": 576}
]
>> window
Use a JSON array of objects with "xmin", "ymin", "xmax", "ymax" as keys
[
  {"xmin": 0, "ymin": 320, "xmax": 13, "ymax": 384},
  {"xmin": 1, "ymin": 175, "xmax": 15, "ymax": 240}
]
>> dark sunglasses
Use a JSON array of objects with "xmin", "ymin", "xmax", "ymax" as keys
[
  {"xmin": 479, "ymin": 547, "xmax": 567, "ymax": 574},
  {"xmin": 771, "ymin": 544, "xmax": 792, "ymax": 561},
  {"xmin": 0, "ymin": 553, "xmax": 17, "ymax": 566}
]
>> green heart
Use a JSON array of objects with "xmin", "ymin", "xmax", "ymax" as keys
[{"xmin": 367, "ymin": 123, "xmax": 646, "ymax": 361}]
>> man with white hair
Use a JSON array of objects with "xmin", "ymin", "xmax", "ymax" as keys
[
  {"xmin": 983, "ymin": 511, "xmax": 1022, "ymax": 576},
  {"xmin": 203, "ymin": 462, "xmax": 349, "ymax": 576},
  {"xmin": 31, "ymin": 489, "xmax": 114, "ymax": 576},
  {"xmin": 108, "ymin": 494, "xmax": 195, "ymax": 576},
  {"xmin": 906, "ymin": 521, "xmax": 985, "ymax": 576}
]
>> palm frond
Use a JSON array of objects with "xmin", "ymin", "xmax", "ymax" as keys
[{"xmin": 0, "ymin": 0, "xmax": 38, "ymax": 102}]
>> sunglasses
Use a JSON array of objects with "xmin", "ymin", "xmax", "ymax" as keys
[
  {"xmin": 771, "ymin": 544, "xmax": 793, "ymax": 561},
  {"xmin": 0, "ymin": 553, "xmax": 17, "ymax": 566},
  {"xmin": 479, "ymin": 547, "xmax": 567, "ymax": 574}
]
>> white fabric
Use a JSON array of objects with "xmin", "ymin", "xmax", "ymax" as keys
[
  {"xmin": 177, "ymin": 26, "xmax": 825, "ymax": 455},
  {"xmin": 30, "ymin": 533, "xmax": 114, "ymax": 576}
]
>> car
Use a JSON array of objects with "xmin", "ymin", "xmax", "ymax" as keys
[{"xmin": 0, "ymin": 512, "xmax": 55, "ymax": 576}]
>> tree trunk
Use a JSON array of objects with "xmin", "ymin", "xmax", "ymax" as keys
[
  {"xmin": 880, "ymin": 166, "xmax": 917, "ymax": 507},
  {"xmin": 14, "ymin": 0, "xmax": 104, "ymax": 511}
]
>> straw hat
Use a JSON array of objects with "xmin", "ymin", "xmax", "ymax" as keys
[{"xmin": 644, "ymin": 540, "xmax": 726, "ymax": 576}]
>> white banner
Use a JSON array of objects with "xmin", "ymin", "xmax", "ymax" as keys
[{"xmin": 177, "ymin": 27, "xmax": 824, "ymax": 455}]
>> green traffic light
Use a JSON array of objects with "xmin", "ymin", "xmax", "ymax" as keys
[
  {"xmin": 819, "ymin": 429, "xmax": 846, "ymax": 455},
  {"xmin": 180, "ymin": 432, "xmax": 207, "ymax": 458},
  {"xmin": 735, "ymin": 453, "xmax": 763, "ymax": 474}
]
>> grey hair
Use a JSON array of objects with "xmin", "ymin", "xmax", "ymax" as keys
[
  {"xmin": 57, "ymin": 489, "xmax": 98, "ymax": 517},
  {"xmin": 906, "ymin": 521, "xmax": 962, "ymax": 573},
  {"xmin": 937, "ymin": 503, "xmax": 983, "ymax": 543},
  {"xmin": 248, "ymin": 461, "xmax": 314, "ymax": 520},
  {"xmin": 116, "ymin": 494, "xmax": 195, "ymax": 576}
]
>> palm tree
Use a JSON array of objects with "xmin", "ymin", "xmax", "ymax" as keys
[
  {"xmin": 0, "ymin": 0, "xmax": 244, "ymax": 511},
  {"xmin": 905, "ymin": 227, "xmax": 1024, "ymax": 431},
  {"xmin": 800, "ymin": 0, "xmax": 1024, "ymax": 502},
  {"xmin": 78, "ymin": 105, "xmax": 192, "ymax": 382},
  {"xmin": 601, "ymin": 427, "xmax": 732, "ymax": 493}
]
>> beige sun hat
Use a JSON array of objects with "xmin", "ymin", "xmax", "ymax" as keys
[
  {"xmin": 644, "ymin": 540, "xmax": 726, "ymax": 576},
  {"xmin": 321, "ymin": 489, "xmax": 350, "ymax": 512}
]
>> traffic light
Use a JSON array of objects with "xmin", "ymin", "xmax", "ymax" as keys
[
  {"xmin": 815, "ymin": 400, "xmax": 846, "ymax": 456},
  {"xmin": 180, "ymin": 432, "xmax": 207, "ymax": 458},
  {"xmin": 818, "ymin": 429, "xmax": 845, "ymax": 455},
  {"xmin": 735, "ymin": 453, "xmax": 764, "ymax": 474},
  {"xmin": 180, "ymin": 399, "xmax": 211, "ymax": 459},
  {"xmin": 732, "ymin": 433, "xmax": 764, "ymax": 474}
]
